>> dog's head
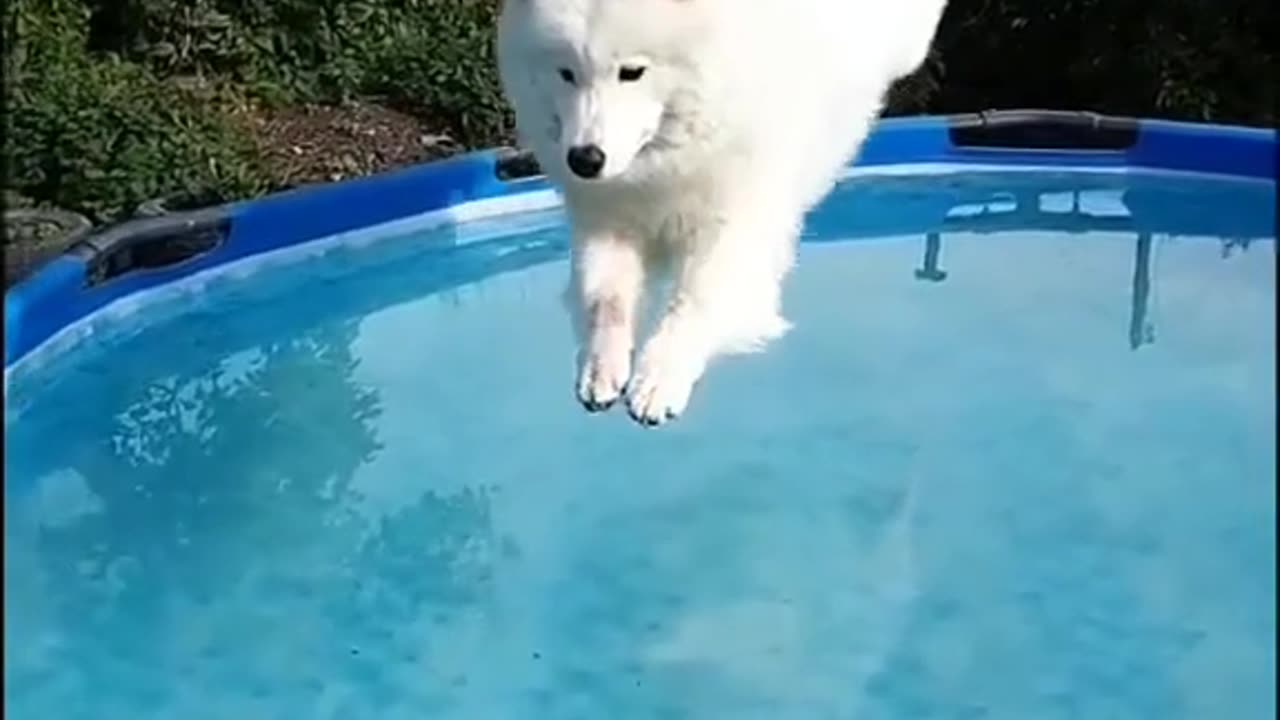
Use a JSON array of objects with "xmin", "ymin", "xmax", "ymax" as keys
[{"xmin": 497, "ymin": 0, "xmax": 712, "ymax": 183}]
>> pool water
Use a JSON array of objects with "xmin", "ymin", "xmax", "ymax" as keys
[{"xmin": 4, "ymin": 170, "xmax": 1275, "ymax": 719}]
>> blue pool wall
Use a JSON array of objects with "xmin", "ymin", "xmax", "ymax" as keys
[{"xmin": 5, "ymin": 112, "xmax": 1276, "ymax": 370}]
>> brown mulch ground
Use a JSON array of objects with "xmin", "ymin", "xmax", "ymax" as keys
[
  {"xmin": 235, "ymin": 100, "xmax": 467, "ymax": 188},
  {"xmin": 3, "ymin": 100, "xmax": 473, "ymax": 288}
]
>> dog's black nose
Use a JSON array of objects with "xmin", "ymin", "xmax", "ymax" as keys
[{"xmin": 566, "ymin": 145, "xmax": 606, "ymax": 179}]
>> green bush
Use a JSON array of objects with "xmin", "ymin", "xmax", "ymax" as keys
[
  {"xmin": 3, "ymin": 0, "xmax": 1274, "ymax": 224},
  {"xmin": 80, "ymin": 0, "xmax": 512, "ymax": 145},
  {"xmin": 906, "ymin": 0, "xmax": 1277, "ymax": 125},
  {"xmin": 366, "ymin": 2, "xmax": 511, "ymax": 146},
  {"xmin": 3, "ymin": 0, "xmax": 269, "ymax": 222},
  {"xmin": 91, "ymin": 0, "xmax": 1270, "ymax": 134}
]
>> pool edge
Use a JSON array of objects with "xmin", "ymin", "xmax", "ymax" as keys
[{"xmin": 5, "ymin": 112, "xmax": 1276, "ymax": 372}]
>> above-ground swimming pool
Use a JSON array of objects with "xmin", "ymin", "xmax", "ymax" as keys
[{"xmin": 4, "ymin": 112, "xmax": 1276, "ymax": 719}]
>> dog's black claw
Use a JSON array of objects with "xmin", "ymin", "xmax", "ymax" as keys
[
  {"xmin": 580, "ymin": 397, "xmax": 615, "ymax": 413},
  {"xmin": 624, "ymin": 405, "xmax": 679, "ymax": 428}
]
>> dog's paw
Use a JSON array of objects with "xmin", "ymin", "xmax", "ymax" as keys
[
  {"xmin": 576, "ymin": 344, "xmax": 631, "ymax": 413},
  {"xmin": 625, "ymin": 341, "xmax": 703, "ymax": 427}
]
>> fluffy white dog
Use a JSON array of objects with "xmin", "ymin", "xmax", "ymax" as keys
[{"xmin": 497, "ymin": 0, "xmax": 947, "ymax": 426}]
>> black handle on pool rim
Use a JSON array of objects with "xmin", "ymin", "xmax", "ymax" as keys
[
  {"xmin": 495, "ymin": 147, "xmax": 543, "ymax": 181},
  {"xmin": 67, "ymin": 207, "xmax": 230, "ymax": 287},
  {"xmin": 948, "ymin": 109, "xmax": 1140, "ymax": 150}
]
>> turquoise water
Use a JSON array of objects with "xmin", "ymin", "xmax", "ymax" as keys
[{"xmin": 4, "ymin": 171, "xmax": 1275, "ymax": 719}]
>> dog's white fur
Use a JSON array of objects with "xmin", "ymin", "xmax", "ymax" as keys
[{"xmin": 497, "ymin": 0, "xmax": 947, "ymax": 425}]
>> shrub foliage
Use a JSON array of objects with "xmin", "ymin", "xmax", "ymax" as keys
[
  {"xmin": 925, "ymin": 0, "xmax": 1278, "ymax": 124},
  {"xmin": 4, "ymin": 0, "xmax": 267, "ymax": 221},
  {"xmin": 3, "ymin": 0, "xmax": 1275, "ymax": 221}
]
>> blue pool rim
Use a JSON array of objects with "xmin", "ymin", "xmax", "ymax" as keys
[{"xmin": 4, "ymin": 110, "xmax": 1276, "ymax": 371}]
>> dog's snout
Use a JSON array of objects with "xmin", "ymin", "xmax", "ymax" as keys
[{"xmin": 566, "ymin": 145, "xmax": 606, "ymax": 179}]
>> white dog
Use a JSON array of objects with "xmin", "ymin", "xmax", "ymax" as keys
[{"xmin": 497, "ymin": 0, "xmax": 947, "ymax": 426}]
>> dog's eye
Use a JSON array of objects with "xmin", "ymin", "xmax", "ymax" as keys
[
  {"xmin": 619, "ymin": 65, "xmax": 646, "ymax": 82},
  {"xmin": 558, "ymin": 68, "xmax": 576, "ymax": 85}
]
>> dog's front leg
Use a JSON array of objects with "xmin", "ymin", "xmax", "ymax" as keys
[
  {"xmin": 626, "ymin": 208, "xmax": 797, "ymax": 427},
  {"xmin": 569, "ymin": 233, "xmax": 645, "ymax": 412}
]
